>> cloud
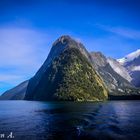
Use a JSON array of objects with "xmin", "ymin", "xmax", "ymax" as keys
[
  {"xmin": 0, "ymin": 74, "xmax": 24, "ymax": 84},
  {"xmin": 132, "ymin": 66, "xmax": 140, "ymax": 71},
  {"xmin": 97, "ymin": 24, "xmax": 140, "ymax": 40},
  {"xmin": 0, "ymin": 27, "xmax": 50, "ymax": 68},
  {"xmin": 0, "ymin": 27, "xmax": 51, "ymax": 90}
]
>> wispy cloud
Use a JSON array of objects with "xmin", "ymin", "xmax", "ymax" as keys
[
  {"xmin": 132, "ymin": 66, "xmax": 140, "ymax": 71},
  {"xmin": 0, "ymin": 27, "xmax": 52, "ymax": 92},
  {"xmin": 0, "ymin": 74, "xmax": 24, "ymax": 84},
  {"xmin": 97, "ymin": 24, "xmax": 140, "ymax": 40},
  {"xmin": 0, "ymin": 27, "xmax": 51, "ymax": 68}
]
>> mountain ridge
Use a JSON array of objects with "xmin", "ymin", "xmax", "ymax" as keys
[{"xmin": 90, "ymin": 52, "xmax": 140, "ymax": 96}]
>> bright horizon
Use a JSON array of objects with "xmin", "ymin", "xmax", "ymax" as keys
[{"xmin": 0, "ymin": 0, "xmax": 140, "ymax": 94}]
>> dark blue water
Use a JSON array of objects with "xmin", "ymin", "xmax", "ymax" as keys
[{"xmin": 0, "ymin": 101, "xmax": 140, "ymax": 140}]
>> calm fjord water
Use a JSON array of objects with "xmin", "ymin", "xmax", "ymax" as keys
[{"xmin": 0, "ymin": 101, "xmax": 140, "ymax": 140}]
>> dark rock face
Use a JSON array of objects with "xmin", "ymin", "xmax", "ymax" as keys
[
  {"xmin": 25, "ymin": 36, "xmax": 108, "ymax": 101},
  {"xmin": 0, "ymin": 81, "xmax": 28, "ymax": 100},
  {"xmin": 90, "ymin": 52, "xmax": 140, "ymax": 96}
]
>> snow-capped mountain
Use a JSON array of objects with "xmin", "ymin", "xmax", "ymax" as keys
[
  {"xmin": 118, "ymin": 49, "xmax": 140, "ymax": 87},
  {"xmin": 118, "ymin": 49, "xmax": 140, "ymax": 65}
]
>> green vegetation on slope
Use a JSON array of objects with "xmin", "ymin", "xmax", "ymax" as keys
[{"xmin": 28, "ymin": 47, "xmax": 108, "ymax": 101}]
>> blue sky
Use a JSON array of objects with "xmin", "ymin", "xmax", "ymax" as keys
[{"xmin": 0, "ymin": 0, "xmax": 140, "ymax": 94}]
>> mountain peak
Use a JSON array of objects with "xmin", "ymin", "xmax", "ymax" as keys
[
  {"xmin": 53, "ymin": 35, "xmax": 76, "ymax": 46},
  {"xmin": 58, "ymin": 35, "xmax": 72, "ymax": 41}
]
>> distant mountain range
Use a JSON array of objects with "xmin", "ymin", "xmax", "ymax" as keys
[{"xmin": 0, "ymin": 36, "xmax": 140, "ymax": 101}]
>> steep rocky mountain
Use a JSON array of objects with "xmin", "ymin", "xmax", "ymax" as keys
[
  {"xmin": 25, "ymin": 36, "xmax": 108, "ymax": 101},
  {"xmin": 0, "ymin": 80, "xmax": 28, "ymax": 100},
  {"xmin": 90, "ymin": 52, "xmax": 140, "ymax": 96},
  {"xmin": 118, "ymin": 49, "xmax": 140, "ymax": 87},
  {"xmin": 25, "ymin": 36, "xmax": 92, "ymax": 98}
]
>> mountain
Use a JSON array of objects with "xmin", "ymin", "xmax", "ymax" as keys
[
  {"xmin": 90, "ymin": 52, "xmax": 140, "ymax": 97},
  {"xmin": 25, "ymin": 36, "xmax": 108, "ymax": 101},
  {"xmin": 118, "ymin": 49, "xmax": 140, "ymax": 87},
  {"xmin": 0, "ymin": 80, "xmax": 28, "ymax": 100},
  {"xmin": 107, "ymin": 57, "xmax": 132, "ymax": 82}
]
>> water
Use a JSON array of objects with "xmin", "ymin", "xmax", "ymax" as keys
[{"xmin": 0, "ymin": 101, "xmax": 140, "ymax": 140}]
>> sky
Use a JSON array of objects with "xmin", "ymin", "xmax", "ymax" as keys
[{"xmin": 0, "ymin": 0, "xmax": 140, "ymax": 94}]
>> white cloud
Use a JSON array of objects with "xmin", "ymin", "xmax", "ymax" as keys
[
  {"xmin": 0, "ymin": 27, "xmax": 50, "ymax": 68},
  {"xmin": 132, "ymin": 66, "xmax": 140, "ymax": 71},
  {"xmin": 0, "ymin": 74, "xmax": 24, "ymax": 85}
]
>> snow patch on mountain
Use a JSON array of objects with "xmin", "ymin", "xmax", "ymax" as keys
[{"xmin": 118, "ymin": 49, "xmax": 140, "ymax": 65}]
